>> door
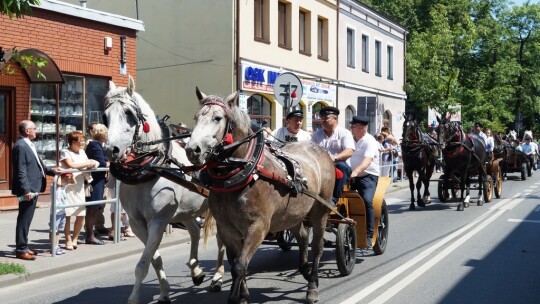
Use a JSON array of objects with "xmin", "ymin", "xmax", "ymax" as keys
[{"xmin": 0, "ymin": 90, "xmax": 12, "ymax": 190}]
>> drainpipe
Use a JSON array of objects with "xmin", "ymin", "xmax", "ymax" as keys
[{"xmin": 235, "ymin": 0, "xmax": 240, "ymax": 93}]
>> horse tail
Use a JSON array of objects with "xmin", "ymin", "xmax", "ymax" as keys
[{"xmin": 202, "ymin": 208, "xmax": 214, "ymax": 249}]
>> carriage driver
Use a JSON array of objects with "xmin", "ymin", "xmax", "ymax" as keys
[
  {"xmin": 311, "ymin": 106, "xmax": 355, "ymax": 204},
  {"xmin": 271, "ymin": 110, "xmax": 312, "ymax": 142},
  {"xmin": 349, "ymin": 116, "xmax": 380, "ymax": 249}
]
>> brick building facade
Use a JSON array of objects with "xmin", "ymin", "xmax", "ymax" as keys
[{"xmin": 0, "ymin": 1, "xmax": 143, "ymax": 209}]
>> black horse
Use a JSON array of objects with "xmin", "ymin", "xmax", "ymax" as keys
[
  {"xmin": 401, "ymin": 114, "xmax": 439, "ymax": 210},
  {"xmin": 436, "ymin": 116, "xmax": 488, "ymax": 211},
  {"xmin": 493, "ymin": 133, "xmax": 511, "ymax": 180}
]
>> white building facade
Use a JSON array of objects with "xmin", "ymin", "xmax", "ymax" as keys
[{"xmin": 337, "ymin": 0, "xmax": 407, "ymax": 138}]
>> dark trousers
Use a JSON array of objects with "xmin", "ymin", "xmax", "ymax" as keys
[
  {"xmin": 333, "ymin": 161, "xmax": 352, "ymax": 203},
  {"xmin": 352, "ymin": 174, "xmax": 379, "ymax": 238},
  {"xmin": 15, "ymin": 196, "xmax": 38, "ymax": 253}
]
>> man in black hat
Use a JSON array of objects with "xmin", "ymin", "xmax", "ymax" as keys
[
  {"xmin": 311, "ymin": 106, "xmax": 355, "ymax": 204},
  {"xmin": 271, "ymin": 110, "xmax": 311, "ymax": 142},
  {"xmin": 349, "ymin": 115, "xmax": 379, "ymax": 249}
]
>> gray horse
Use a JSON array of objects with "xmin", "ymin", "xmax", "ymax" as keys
[{"xmin": 104, "ymin": 76, "xmax": 225, "ymax": 304}]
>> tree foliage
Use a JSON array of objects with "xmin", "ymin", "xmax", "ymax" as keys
[
  {"xmin": 0, "ymin": 0, "xmax": 45, "ymax": 78},
  {"xmin": 366, "ymin": 0, "xmax": 540, "ymax": 135}
]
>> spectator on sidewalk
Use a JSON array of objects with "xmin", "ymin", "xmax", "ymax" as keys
[
  {"xmin": 105, "ymin": 175, "xmax": 136, "ymax": 240},
  {"xmin": 12, "ymin": 120, "xmax": 62, "ymax": 260},
  {"xmin": 85, "ymin": 124, "xmax": 109, "ymax": 245},
  {"xmin": 60, "ymin": 131, "xmax": 97, "ymax": 250},
  {"xmin": 50, "ymin": 173, "xmax": 73, "ymax": 255}
]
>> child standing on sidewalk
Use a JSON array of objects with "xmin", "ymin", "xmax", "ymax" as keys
[{"xmin": 49, "ymin": 173, "xmax": 73, "ymax": 255}]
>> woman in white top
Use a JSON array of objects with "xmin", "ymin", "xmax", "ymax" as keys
[{"xmin": 60, "ymin": 131, "xmax": 97, "ymax": 250}]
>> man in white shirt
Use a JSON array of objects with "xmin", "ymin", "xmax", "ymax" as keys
[
  {"xmin": 311, "ymin": 106, "xmax": 355, "ymax": 204},
  {"xmin": 271, "ymin": 110, "xmax": 311, "ymax": 143},
  {"xmin": 349, "ymin": 116, "xmax": 380, "ymax": 249}
]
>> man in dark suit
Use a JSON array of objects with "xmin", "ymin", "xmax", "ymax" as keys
[{"xmin": 12, "ymin": 120, "xmax": 61, "ymax": 260}]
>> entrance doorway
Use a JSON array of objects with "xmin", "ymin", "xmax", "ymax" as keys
[{"xmin": 0, "ymin": 89, "xmax": 12, "ymax": 190}]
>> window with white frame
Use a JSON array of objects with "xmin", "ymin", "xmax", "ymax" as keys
[
  {"xmin": 375, "ymin": 40, "xmax": 382, "ymax": 77},
  {"xmin": 254, "ymin": 0, "xmax": 269, "ymax": 42},
  {"xmin": 317, "ymin": 17, "xmax": 328, "ymax": 60},
  {"xmin": 347, "ymin": 28, "xmax": 355, "ymax": 68},
  {"xmin": 362, "ymin": 34, "xmax": 369, "ymax": 72},
  {"xmin": 387, "ymin": 45, "xmax": 394, "ymax": 80}
]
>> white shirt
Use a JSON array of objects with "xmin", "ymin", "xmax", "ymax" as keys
[
  {"xmin": 311, "ymin": 126, "xmax": 355, "ymax": 165},
  {"xmin": 24, "ymin": 137, "xmax": 45, "ymax": 177},
  {"xmin": 271, "ymin": 127, "xmax": 311, "ymax": 143},
  {"xmin": 350, "ymin": 133, "xmax": 380, "ymax": 177},
  {"xmin": 486, "ymin": 136, "xmax": 495, "ymax": 152}
]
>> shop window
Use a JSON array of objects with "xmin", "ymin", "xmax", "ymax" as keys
[
  {"xmin": 30, "ymin": 75, "xmax": 109, "ymax": 166},
  {"xmin": 247, "ymin": 94, "xmax": 272, "ymax": 129}
]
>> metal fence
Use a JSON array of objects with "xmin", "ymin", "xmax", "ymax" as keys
[{"xmin": 49, "ymin": 167, "xmax": 121, "ymax": 257}]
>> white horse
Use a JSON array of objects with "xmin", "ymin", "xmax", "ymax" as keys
[{"xmin": 103, "ymin": 76, "xmax": 225, "ymax": 304}]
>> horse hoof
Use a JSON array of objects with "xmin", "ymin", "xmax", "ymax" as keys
[
  {"xmin": 477, "ymin": 200, "xmax": 484, "ymax": 206},
  {"xmin": 192, "ymin": 273, "xmax": 206, "ymax": 286},
  {"xmin": 409, "ymin": 204, "xmax": 416, "ymax": 210},
  {"xmin": 157, "ymin": 298, "xmax": 171, "ymax": 304},
  {"xmin": 457, "ymin": 205, "xmax": 464, "ymax": 211},
  {"xmin": 209, "ymin": 279, "xmax": 223, "ymax": 292},
  {"xmin": 306, "ymin": 289, "xmax": 320, "ymax": 303},
  {"xmin": 418, "ymin": 201, "xmax": 426, "ymax": 208},
  {"xmin": 464, "ymin": 202, "xmax": 470, "ymax": 208}
]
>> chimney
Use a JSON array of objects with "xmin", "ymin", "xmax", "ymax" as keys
[{"xmin": 79, "ymin": 0, "xmax": 87, "ymax": 8}]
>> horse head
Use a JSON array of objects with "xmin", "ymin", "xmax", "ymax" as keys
[
  {"xmin": 402, "ymin": 113, "xmax": 421, "ymax": 145},
  {"xmin": 436, "ymin": 116, "xmax": 462, "ymax": 149},
  {"xmin": 185, "ymin": 88, "xmax": 247, "ymax": 165},
  {"xmin": 508, "ymin": 130, "xmax": 518, "ymax": 141},
  {"xmin": 523, "ymin": 130, "xmax": 533, "ymax": 142},
  {"xmin": 103, "ymin": 75, "xmax": 162, "ymax": 162}
]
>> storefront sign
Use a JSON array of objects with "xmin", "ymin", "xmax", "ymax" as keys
[
  {"xmin": 428, "ymin": 104, "xmax": 461, "ymax": 127},
  {"xmin": 241, "ymin": 62, "xmax": 336, "ymax": 105}
]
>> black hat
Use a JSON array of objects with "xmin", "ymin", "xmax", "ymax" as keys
[
  {"xmin": 349, "ymin": 116, "xmax": 370, "ymax": 125},
  {"xmin": 286, "ymin": 110, "xmax": 304, "ymax": 119},
  {"xmin": 474, "ymin": 121, "xmax": 483, "ymax": 128},
  {"xmin": 319, "ymin": 106, "xmax": 340, "ymax": 116}
]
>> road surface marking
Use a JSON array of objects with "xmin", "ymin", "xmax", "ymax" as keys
[
  {"xmin": 508, "ymin": 219, "xmax": 540, "ymax": 224},
  {"xmin": 341, "ymin": 195, "xmax": 525, "ymax": 304}
]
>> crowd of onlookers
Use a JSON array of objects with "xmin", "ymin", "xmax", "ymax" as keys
[{"xmin": 13, "ymin": 120, "xmax": 135, "ymax": 260}]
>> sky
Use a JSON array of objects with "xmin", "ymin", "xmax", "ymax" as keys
[{"xmin": 511, "ymin": 0, "xmax": 539, "ymax": 5}]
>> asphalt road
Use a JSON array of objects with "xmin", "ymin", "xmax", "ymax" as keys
[{"xmin": 1, "ymin": 173, "xmax": 539, "ymax": 304}]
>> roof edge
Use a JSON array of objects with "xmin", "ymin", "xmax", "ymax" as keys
[{"xmin": 32, "ymin": 0, "xmax": 145, "ymax": 32}]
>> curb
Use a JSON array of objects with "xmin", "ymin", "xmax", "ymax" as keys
[{"xmin": 0, "ymin": 234, "xmax": 192, "ymax": 289}]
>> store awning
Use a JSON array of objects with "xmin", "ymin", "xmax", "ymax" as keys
[{"xmin": 18, "ymin": 48, "xmax": 64, "ymax": 84}]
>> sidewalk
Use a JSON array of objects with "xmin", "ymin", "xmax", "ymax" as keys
[
  {"xmin": 0, "ymin": 202, "xmax": 191, "ymax": 288},
  {"xmin": 0, "ymin": 175, "xmax": 424, "ymax": 289}
]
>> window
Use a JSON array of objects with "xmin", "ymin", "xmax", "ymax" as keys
[
  {"xmin": 278, "ymin": 2, "xmax": 291, "ymax": 48},
  {"xmin": 254, "ymin": 0, "xmax": 269, "ymax": 42},
  {"xmin": 387, "ymin": 45, "xmax": 394, "ymax": 80},
  {"xmin": 347, "ymin": 28, "xmax": 355, "ymax": 68},
  {"xmin": 317, "ymin": 17, "xmax": 328, "ymax": 60},
  {"xmin": 299, "ymin": 9, "xmax": 311, "ymax": 55},
  {"xmin": 375, "ymin": 40, "xmax": 382, "ymax": 76},
  {"xmin": 247, "ymin": 94, "xmax": 272, "ymax": 129},
  {"xmin": 345, "ymin": 105, "xmax": 355, "ymax": 130},
  {"xmin": 362, "ymin": 34, "xmax": 369, "ymax": 72}
]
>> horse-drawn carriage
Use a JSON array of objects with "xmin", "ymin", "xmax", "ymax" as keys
[
  {"xmin": 436, "ymin": 117, "xmax": 503, "ymax": 210},
  {"xmin": 264, "ymin": 177, "xmax": 390, "ymax": 276},
  {"xmin": 500, "ymin": 130, "xmax": 534, "ymax": 180}
]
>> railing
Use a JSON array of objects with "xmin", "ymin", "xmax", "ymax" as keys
[{"xmin": 50, "ymin": 168, "xmax": 121, "ymax": 257}]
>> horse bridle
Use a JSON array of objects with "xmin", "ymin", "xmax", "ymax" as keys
[{"xmin": 402, "ymin": 120, "xmax": 422, "ymax": 146}]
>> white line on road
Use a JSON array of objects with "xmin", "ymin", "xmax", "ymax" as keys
[
  {"xmin": 529, "ymin": 185, "xmax": 538, "ymax": 188},
  {"xmin": 341, "ymin": 196, "xmax": 525, "ymax": 304},
  {"xmin": 508, "ymin": 219, "xmax": 540, "ymax": 224}
]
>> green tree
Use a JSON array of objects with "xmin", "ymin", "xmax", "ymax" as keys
[{"xmin": 0, "ymin": 0, "xmax": 45, "ymax": 77}]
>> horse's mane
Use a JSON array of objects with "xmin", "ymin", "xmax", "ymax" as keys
[
  {"xmin": 105, "ymin": 87, "xmax": 162, "ymax": 142},
  {"xmin": 229, "ymin": 102, "xmax": 251, "ymax": 135}
]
